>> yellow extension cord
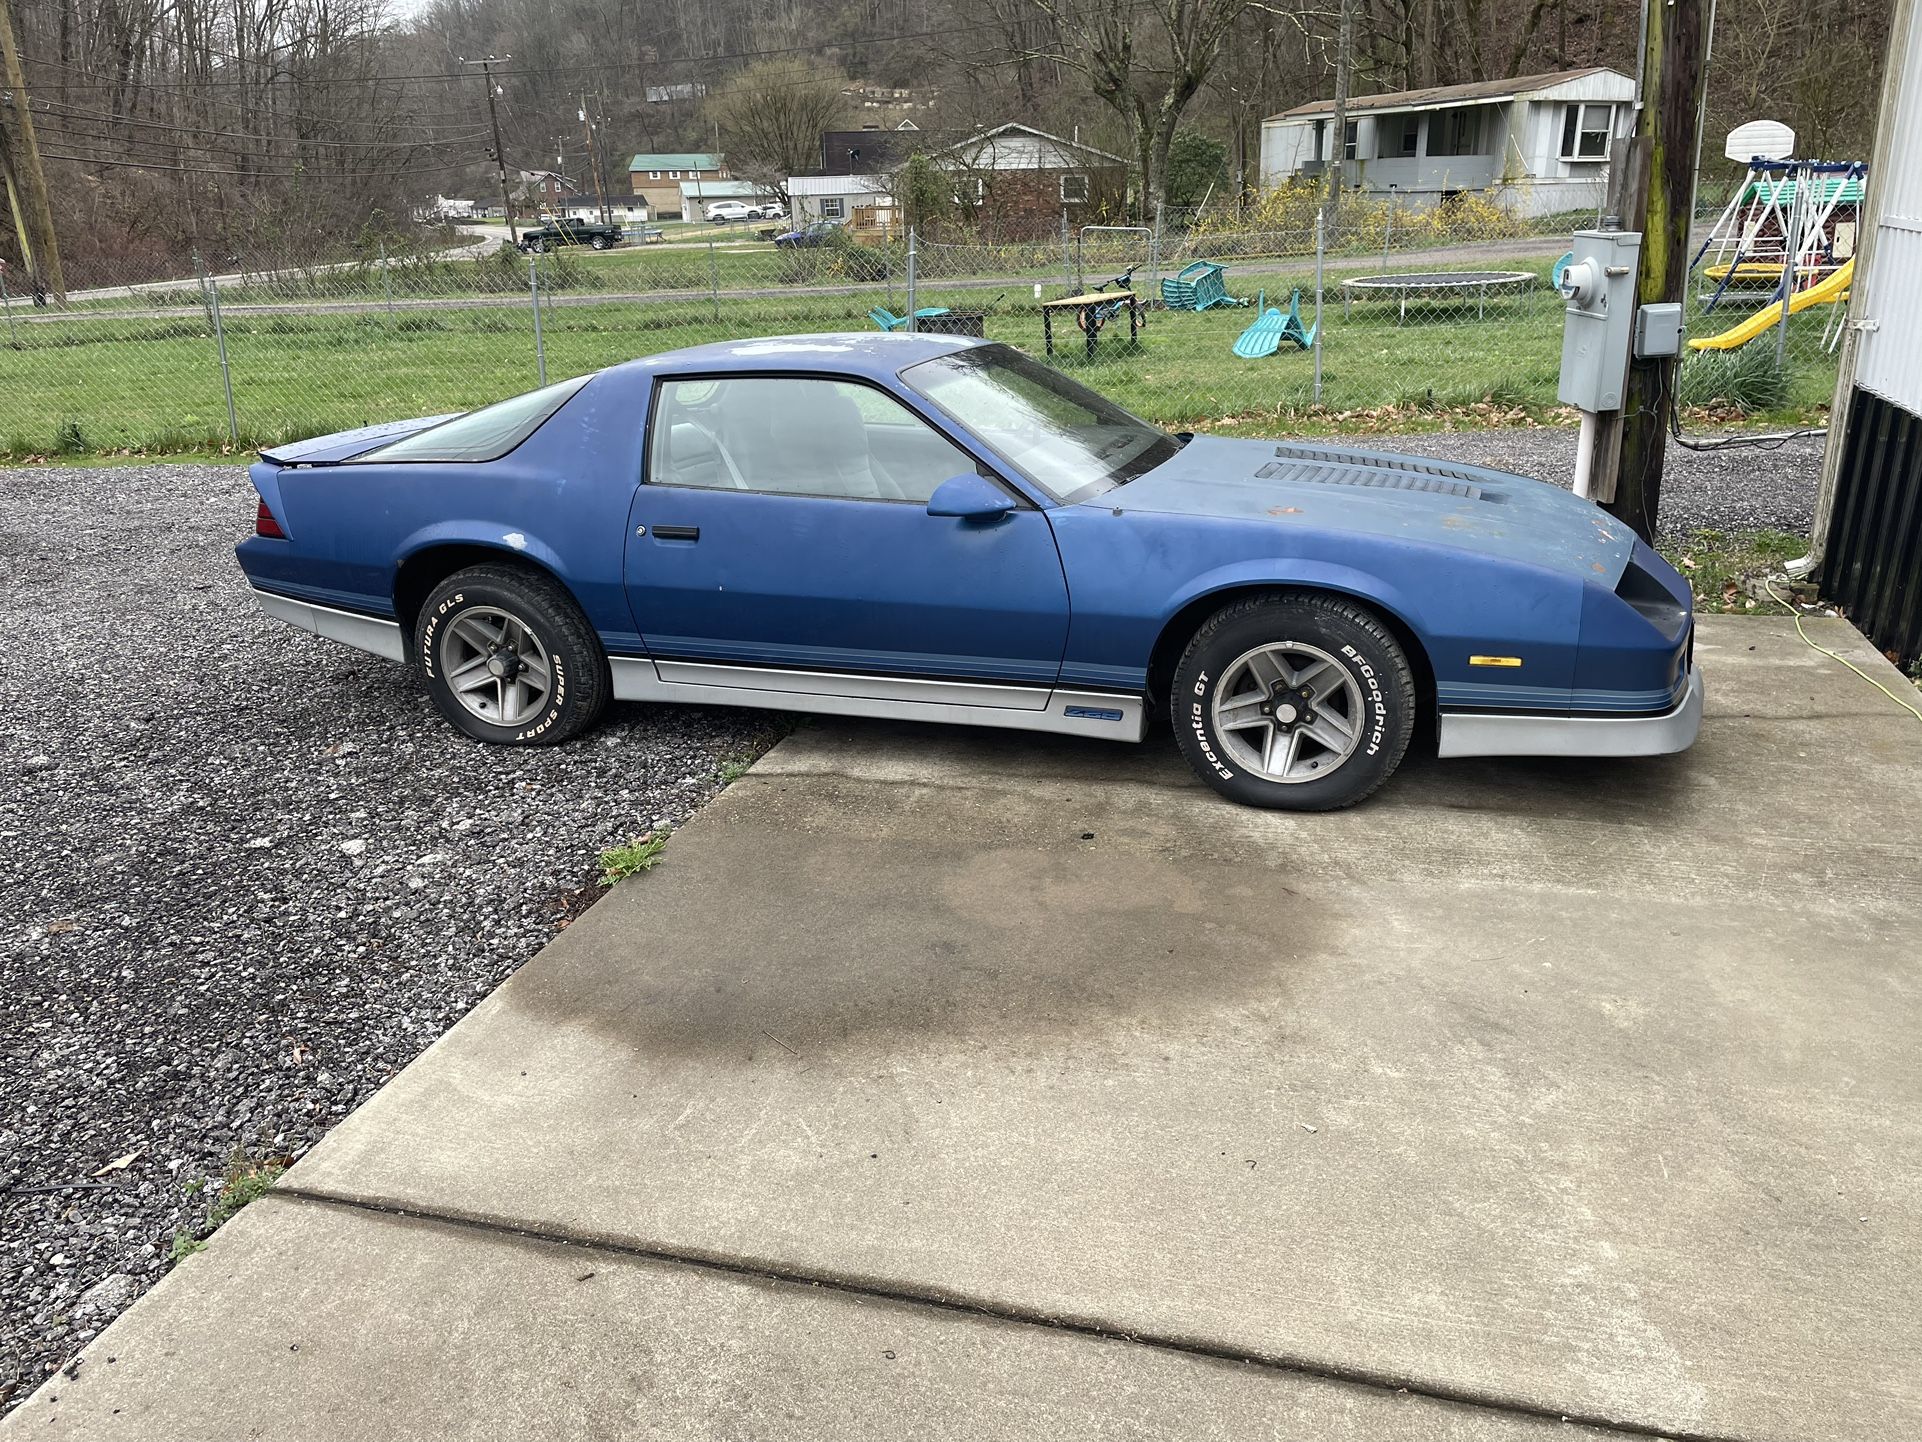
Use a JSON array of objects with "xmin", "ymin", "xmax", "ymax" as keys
[{"xmin": 1762, "ymin": 578, "xmax": 1922, "ymax": 724}]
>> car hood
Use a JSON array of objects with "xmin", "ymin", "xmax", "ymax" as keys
[
  {"xmin": 258, "ymin": 414, "xmax": 457, "ymax": 466},
  {"xmin": 1110, "ymin": 436, "xmax": 1638, "ymax": 583}
]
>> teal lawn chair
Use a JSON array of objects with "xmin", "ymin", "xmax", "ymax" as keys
[
  {"xmin": 1232, "ymin": 290, "xmax": 1282, "ymax": 357},
  {"xmin": 1162, "ymin": 260, "xmax": 1243, "ymax": 312},
  {"xmin": 1232, "ymin": 289, "xmax": 1317, "ymax": 357},
  {"xmin": 869, "ymin": 305, "xmax": 951, "ymax": 331},
  {"xmin": 1277, "ymin": 289, "xmax": 1318, "ymax": 349}
]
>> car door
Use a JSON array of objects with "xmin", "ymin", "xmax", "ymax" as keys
[{"xmin": 624, "ymin": 372, "xmax": 1070, "ymax": 706}]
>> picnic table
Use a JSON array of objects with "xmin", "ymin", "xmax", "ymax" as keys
[{"xmin": 1042, "ymin": 290, "xmax": 1143, "ymax": 360}]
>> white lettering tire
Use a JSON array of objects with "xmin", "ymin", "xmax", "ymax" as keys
[
  {"xmin": 1172, "ymin": 594, "xmax": 1416, "ymax": 810},
  {"xmin": 416, "ymin": 564, "xmax": 608, "ymax": 747}
]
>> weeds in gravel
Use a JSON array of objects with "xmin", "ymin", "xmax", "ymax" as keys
[
  {"xmin": 1659, "ymin": 529, "xmax": 1808, "ymax": 613},
  {"xmin": 598, "ymin": 833, "xmax": 667, "ymax": 886},
  {"xmin": 169, "ymin": 1151, "xmax": 288, "ymax": 1262},
  {"xmin": 1676, "ymin": 347, "xmax": 1791, "ymax": 415},
  {"xmin": 717, "ymin": 755, "xmax": 756, "ymax": 785}
]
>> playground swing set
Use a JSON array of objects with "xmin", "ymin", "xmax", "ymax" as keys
[{"xmin": 1687, "ymin": 122, "xmax": 1866, "ymax": 352}]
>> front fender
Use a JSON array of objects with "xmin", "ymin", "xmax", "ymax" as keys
[
  {"xmin": 1049, "ymin": 504, "xmax": 1582, "ymax": 701},
  {"xmin": 1158, "ymin": 557, "xmax": 1430, "ymax": 641}
]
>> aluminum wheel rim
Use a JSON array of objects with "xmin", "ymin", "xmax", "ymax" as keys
[
  {"xmin": 440, "ymin": 606, "xmax": 554, "ymax": 728},
  {"xmin": 1211, "ymin": 641, "xmax": 1364, "ymax": 784}
]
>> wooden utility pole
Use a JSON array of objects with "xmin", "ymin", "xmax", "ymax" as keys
[
  {"xmin": 1604, "ymin": 0, "xmax": 1713, "ymax": 539},
  {"xmin": 580, "ymin": 94, "xmax": 610, "ymax": 226},
  {"xmin": 1325, "ymin": 0, "xmax": 1356, "ymax": 234},
  {"xmin": 0, "ymin": 0, "xmax": 64, "ymax": 303},
  {"xmin": 463, "ymin": 56, "xmax": 518, "ymax": 245}
]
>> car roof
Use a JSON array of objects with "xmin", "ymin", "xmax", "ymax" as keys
[{"xmin": 607, "ymin": 332, "xmax": 993, "ymax": 383}]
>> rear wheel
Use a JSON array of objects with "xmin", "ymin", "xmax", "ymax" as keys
[
  {"xmin": 590, "ymin": 234, "xmax": 611, "ymax": 250},
  {"xmin": 415, "ymin": 564, "xmax": 607, "ymax": 746},
  {"xmin": 1172, "ymin": 594, "xmax": 1416, "ymax": 810}
]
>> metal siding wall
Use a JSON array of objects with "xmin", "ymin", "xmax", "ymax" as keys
[
  {"xmin": 1827, "ymin": 392, "xmax": 1922, "ymax": 661},
  {"xmin": 1853, "ymin": 8, "xmax": 1922, "ymax": 407},
  {"xmin": 1823, "ymin": 0, "xmax": 1922, "ymax": 662},
  {"xmin": 1855, "ymin": 228, "xmax": 1922, "ymax": 405}
]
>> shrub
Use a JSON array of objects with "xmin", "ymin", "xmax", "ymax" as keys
[{"xmin": 1677, "ymin": 346, "xmax": 1790, "ymax": 413}]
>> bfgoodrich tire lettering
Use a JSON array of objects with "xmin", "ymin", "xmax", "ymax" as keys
[
  {"xmin": 415, "ymin": 563, "xmax": 608, "ymax": 747},
  {"xmin": 1172, "ymin": 594, "xmax": 1417, "ymax": 810}
]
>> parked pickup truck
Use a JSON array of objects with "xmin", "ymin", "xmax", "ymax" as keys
[{"xmin": 518, "ymin": 217, "xmax": 623, "ymax": 252}]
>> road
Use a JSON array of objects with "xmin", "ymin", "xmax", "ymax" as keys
[{"xmin": 15, "ymin": 237, "xmax": 1568, "ymax": 328}]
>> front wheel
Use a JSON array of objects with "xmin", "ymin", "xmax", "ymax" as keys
[
  {"xmin": 1172, "ymin": 594, "xmax": 1416, "ymax": 810},
  {"xmin": 416, "ymin": 564, "xmax": 608, "ymax": 746}
]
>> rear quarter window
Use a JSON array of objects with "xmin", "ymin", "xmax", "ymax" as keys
[{"xmin": 352, "ymin": 373, "xmax": 594, "ymax": 463}]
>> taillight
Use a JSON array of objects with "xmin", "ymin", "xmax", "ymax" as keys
[{"xmin": 255, "ymin": 499, "xmax": 286, "ymax": 539}]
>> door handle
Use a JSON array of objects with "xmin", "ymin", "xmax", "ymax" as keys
[{"xmin": 653, "ymin": 525, "xmax": 700, "ymax": 542}]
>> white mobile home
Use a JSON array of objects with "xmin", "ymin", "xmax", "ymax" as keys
[
  {"xmin": 1260, "ymin": 67, "xmax": 1635, "ymax": 217},
  {"xmin": 786, "ymin": 174, "xmax": 895, "ymax": 227}
]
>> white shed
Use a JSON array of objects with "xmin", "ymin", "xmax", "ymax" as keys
[
  {"xmin": 1260, "ymin": 67, "xmax": 1636, "ymax": 217},
  {"xmin": 786, "ymin": 174, "xmax": 895, "ymax": 227}
]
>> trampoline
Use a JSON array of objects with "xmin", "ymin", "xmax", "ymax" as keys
[{"xmin": 1339, "ymin": 270, "xmax": 1537, "ymax": 323}]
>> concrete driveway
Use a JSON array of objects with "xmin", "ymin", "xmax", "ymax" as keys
[{"xmin": 9, "ymin": 616, "xmax": 1920, "ymax": 1441}]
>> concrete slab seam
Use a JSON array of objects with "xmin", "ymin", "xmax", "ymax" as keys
[{"xmin": 273, "ymin": 1187, "xmax": 1747, "ymax": 1442}]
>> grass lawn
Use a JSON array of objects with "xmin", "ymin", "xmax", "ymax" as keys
[{"xmin": 1, "ymin": 251, "xmax": 1841, "ymax": 460}]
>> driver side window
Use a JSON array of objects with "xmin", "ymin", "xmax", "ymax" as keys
[{"xmin": 648, "ymin": 376, "xmax": 980, "ymax": 503}]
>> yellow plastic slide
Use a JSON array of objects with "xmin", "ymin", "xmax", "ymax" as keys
[{"xmin": 1689, "ymin": 258, "xmax": 1854, "ymax": 351}]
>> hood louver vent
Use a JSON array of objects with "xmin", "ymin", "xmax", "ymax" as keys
[
  {"xmin": 1257, "ymin": 443, "xmax": 1509, "ymax": 502},
  {"xmin": 1254, "ymin": 459, "xmax": 1484, "ymax": 500}
]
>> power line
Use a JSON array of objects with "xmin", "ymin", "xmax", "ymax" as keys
[
  {"xmin": 19, "ymin": 52, "xmax": 491, "ymax": 131},
  {"xmin": 31, "ymin": 97, "xmax": 488, "ymax": 149},
  {"xmin": 18, "ymin": 13, "xmax": 1103, "ymax": 93},
  {"xmin": 37, "ymin": 144, "xmax": 476, "ymax": 180}
]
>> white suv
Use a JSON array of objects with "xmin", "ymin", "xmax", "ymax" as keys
[{"xmin": 704, "ymin": 200, "xmax": 763, "ymax": 223}]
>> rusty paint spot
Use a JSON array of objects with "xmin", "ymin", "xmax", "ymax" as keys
[
  {"xmin": 1267, "ymin": 506, "xmax": 1303, "ymax": 516},
  {"xmin": 1592, "ymin": 562, "xmax": 1607, "ymax": 572}
]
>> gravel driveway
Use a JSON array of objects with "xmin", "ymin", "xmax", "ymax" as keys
[
  {"xmin": 1397, "ymin": 427, "xmax": 1826, "ymax": 535},
  {"xmin": 0, "ymin": 433, "xmax": 1821, "ymax": 1412},
  {"xmin": 0, "ymin": 463, "xmax": 778, "ymax": 1410}
]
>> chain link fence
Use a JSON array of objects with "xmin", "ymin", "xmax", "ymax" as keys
[{"xmin": 0, "ymin": 189, "xmax": 1845, "ymax": 460}]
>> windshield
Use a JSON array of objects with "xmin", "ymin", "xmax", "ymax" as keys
[
  {"xmin": 901, "ymin": 346, "xmax": 1178, "ymax": 501},
  {"xmin": 352, "ymin": 373, "xmax": 592, "ymax": 463}
]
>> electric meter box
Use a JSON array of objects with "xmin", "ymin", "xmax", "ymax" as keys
[
  {"xmin": 1556, "ymin": 229, "xmax": 1643, "ymax": 412},
  {"xmin": 1634, "ymin": 302, "xmax": 1685, "ymax": 358}
]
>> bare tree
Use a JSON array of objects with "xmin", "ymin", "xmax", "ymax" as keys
[
  {"xmin": 1025, "ymin": 0, "xmax": 1256, "ymax": 212},
  {"xmin": 704, "ymin": 57, "xmax": 849, "ymax": 204}
]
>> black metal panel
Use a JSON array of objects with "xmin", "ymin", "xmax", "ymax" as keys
[{"xmin": 1826, "ymin": 388, "xmax": 1922, "ymax": 665}]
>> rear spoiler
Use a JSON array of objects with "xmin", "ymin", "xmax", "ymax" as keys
[{"xmin": 259, "ymin": 413, "xmax": 458, "ymax": 466}]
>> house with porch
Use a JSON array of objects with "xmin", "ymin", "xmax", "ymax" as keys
[
  {"xmin": 788, "ymin": 174, "xmax": 896, "ymax": 230},
  {"xmin": 1259, "ymin": 67, "xmax": 1635, "ymax": 217},
  {"xmin": 627, "ymin": 153, "xmax": 728, "ymax": 219}
]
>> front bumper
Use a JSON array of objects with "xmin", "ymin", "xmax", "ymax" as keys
[
  {"xmin": 251, "ymin": 586, "xmax": 406, "ymax": 663},
  {"xmin": 1436, "ymin": 663, "xmax": 1703, "ymax": 759}
]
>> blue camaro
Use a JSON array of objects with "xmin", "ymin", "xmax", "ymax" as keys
[{"xmin": 236, "ymin": 333, "xmax": 1701, "ymax": 810}]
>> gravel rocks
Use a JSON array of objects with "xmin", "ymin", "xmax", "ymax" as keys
[
  {"xmin": 0, "ymin": 436, "xmax": 1821, "ymax": 1412},
  {"xmin": 1396, "ymin": 428, "xmax": 1825, "ymax": 536},
  {"xmin": 0, "ymin": 463, "xmax": 779, "ymax": 1414}
]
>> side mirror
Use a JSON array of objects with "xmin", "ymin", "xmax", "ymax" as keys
[{"xmin": 926, "ymin": 473, "xmax": 1017, "ymax": 523}]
